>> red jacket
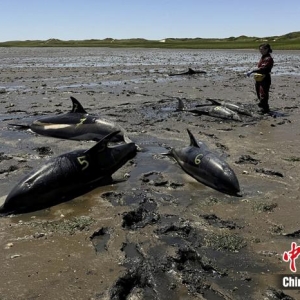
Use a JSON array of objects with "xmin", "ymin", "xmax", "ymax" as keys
[{"xmin": 257, "ymin": 54, "xmax": 273, "ymax": 74}]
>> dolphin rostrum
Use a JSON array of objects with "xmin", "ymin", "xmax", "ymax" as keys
[
  {"xmin": 166, "ymin": 129, "xmax": 241, "ymax": 196},
  {"xmin": 0, "ymin": 131, "xmax": 137, "ymax": 215}
]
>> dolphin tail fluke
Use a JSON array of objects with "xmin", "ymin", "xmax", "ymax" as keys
[
  {"xmin": 123, "ymin": 133, "xmax": 133, "ymax": 144},
  {"xmin": 123, "ymin": 134, "xmax": 142, "ymax": 151},
  {"xmin": 70, "ymin": 96, "xmax": 88, "ymax": 114},
  {"xmin": 186, "ymin": 129, "xmax": 200, "ymax": 148},
  {"xmin": 85, "ymin": 131, "xmax": 121, "ymax": 154}
]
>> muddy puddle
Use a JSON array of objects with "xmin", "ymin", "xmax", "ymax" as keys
[{"xmin": 1, "ymin": 48, "xmax": 300, "ymax": 299}]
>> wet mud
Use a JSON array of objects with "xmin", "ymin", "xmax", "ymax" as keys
[{"xmin": 1, "ymin": 48, "xmax": 300, "ymax": 299}]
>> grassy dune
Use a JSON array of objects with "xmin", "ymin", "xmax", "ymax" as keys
[{"xmin": 1, "ymin": 32, "xmax": 300, "ymax": 49}]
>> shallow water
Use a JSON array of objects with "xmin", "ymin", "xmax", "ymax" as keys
[{"xmin": 0, "ymin": 48, "xmax": 299, "ymax": 74}]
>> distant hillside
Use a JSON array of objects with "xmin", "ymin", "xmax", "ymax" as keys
[{"xmin": 1, "ymin": 31, "xmax": 300, "ymax": 50}]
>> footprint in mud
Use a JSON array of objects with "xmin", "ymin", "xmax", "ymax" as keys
[
  {"xmin": 90, "ymin": 227, "xmax": 111, "ymax": 253},
  {"xmin": 140, "ymin": 171, "xmax": 185, "ymax": 189},
  {"xmin": 235, "ymin": 154, "xmax": 260, "ymax": 165},
  {"xmin": 110, "ymin": 243, "xmax": 160, "ymax": 300},
  {"xmin": 255, "ymin": 168, "xmax": 284, "ymax": 177},
  {"xmin": 101, "ymin": 191, "xmax": 125, "ymax": 206},
  {"xmin": 155, "ymin": 215, "xmax": 193, "ymax": 242},
  {"xmin": 0, "ymin": 152, "xmax": 13, "ymax": 162},
  {"xmin": 0, "ymin": 153, "xmax": 19, "ymax": 177},
  {"xmin": 110, "ymin": 240, "xmax": 231, "ymax": 300},
  {"xmin": 140, "ymin": 171, "xmax": 168, "ymax": 187},
  {"xmin": 122, "ymin": 199, "xmax": 159, "ymax": 229},
  {"xmin": 201, "ymin": 213, "xmax": 243, "ymax": 230},
  {"xmin": 0, "ymin": 165, "xmax": 19, "ymax": 175},
  {"xmin": 33, "ymin": 146, "xmax": 53, "ymax": 156},
  {"xmin": 111, "ymin": 242, "xmax": 205, "ymax": 300}
]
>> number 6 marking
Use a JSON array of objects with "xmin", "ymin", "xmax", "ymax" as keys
[
  {"xmin": 194, "ymin": 154, "xmax": 203, "ymax": 165},
  {"xmin": 77, "ymin": 156, "xmax": 89, "ymax": 170}
]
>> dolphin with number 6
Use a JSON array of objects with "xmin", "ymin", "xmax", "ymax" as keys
[
  {"xmin": 166, "ymin": 129, "xmax": 241, "ymax": 196},
  {"xmin": 0, "ymin": 131, "xmax": 137, "ymax": 215}
]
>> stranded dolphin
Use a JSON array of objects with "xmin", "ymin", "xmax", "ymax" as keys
[
  {"xmin": 177, "ymin": 98, "xmax": 242, "ymax": 121},
  {"xmin": 9, "ymin": 96, "xmax": 131, "ymax": 143},
  {"xmin": 169, "ymin": 68, "xmax": 207, "ymax": 76},
  {"xmin": 0, "ymin": 131, "xmax": 137, "ymax": 215},
  {"xmin": 205, "ymin": 98, "xmax": 253, "ymax": 116},
  {"xmin": 166, "ymin": 129, "xmax": 241, "ymax": 196}
]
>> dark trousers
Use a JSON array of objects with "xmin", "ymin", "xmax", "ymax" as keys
[{"xmin": 255, "ymin": 78, "xmax": 271, "ymax": 112}]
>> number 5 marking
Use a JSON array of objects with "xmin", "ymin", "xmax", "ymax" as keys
[{"xmin": 77, "ymin": 156, "xmax": 89, "ymax": 170}]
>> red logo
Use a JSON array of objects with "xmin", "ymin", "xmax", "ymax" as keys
[{"xmin": 283, "ymin": 242, "xmax": 300, "ymax": 273}]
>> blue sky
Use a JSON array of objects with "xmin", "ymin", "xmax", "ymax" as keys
[{"xmin": 1, "ymin": 0, "xmax": 299, "ymax": 42}]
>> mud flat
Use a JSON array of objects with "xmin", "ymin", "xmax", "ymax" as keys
[{"xmin": 0, "ymin": 48, "xmax": 300, "ymax": 299}]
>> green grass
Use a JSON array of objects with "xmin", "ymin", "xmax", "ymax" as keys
[{"xmin": 1, "ymin": 31, "xmax": 300, "ymax": 49}]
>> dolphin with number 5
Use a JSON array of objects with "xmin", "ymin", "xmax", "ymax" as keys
[
  {"xmin": 9, "ymin": 96, "xmax": 131, "ymax": 143},
  {"xmin": 0, "ymin": 131, "xmax": 137, "ymax": 215},
  {"xmin": 166, "ymin": 129, "xmax": 241, "ymax": 196}
]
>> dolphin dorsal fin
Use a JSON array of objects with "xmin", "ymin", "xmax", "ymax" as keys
[
  {"xmin": 70, "ymin": 96, "xmax": 88, "ymax": 114},
  {"xmin": 85, "ymin": 131, "xmax": 121, "ymax": 154},
  {"xmin": 206, "ymin": 98, "xmax": 219, "ymax": 105},
  {"xmin": 188, "ymin": 68, "xmax": 196, "ymax": 74},
  {"xmin": 177, "ymin": 98, "xmax": 185, "ymax": 111},
  {"xmin": 187, "ymin": 129, "xmax": 200, "ymax": 148}
]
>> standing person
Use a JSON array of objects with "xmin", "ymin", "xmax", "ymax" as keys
[{"xmin": 247, "ymin": 43, "xmax": 274, "ymax": 114}]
